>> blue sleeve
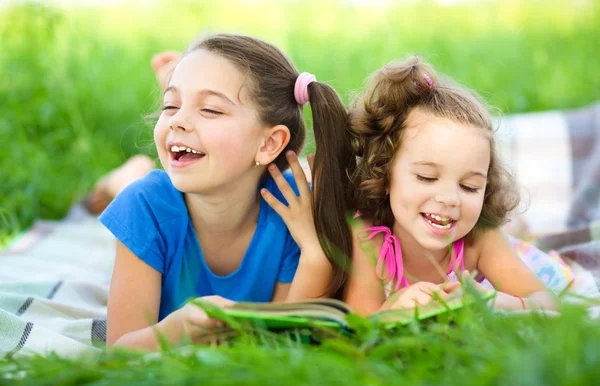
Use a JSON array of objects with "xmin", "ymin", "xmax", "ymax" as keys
[{"xmin": 98, "ymin": 171, "xmax": 173, "ymax": 274}]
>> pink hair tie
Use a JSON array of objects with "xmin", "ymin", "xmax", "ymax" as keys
[
  {"xmin": 423, "ymin": 74, "xmax": 434, "ymax": 89},
  {"xmin": 294, "ymin": 72, "xmax": 316, "ymax": 105}
]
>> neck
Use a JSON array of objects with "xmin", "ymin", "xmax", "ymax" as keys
[
  {"xmin": 391, "ymin": 222, "xmax": 452, "ymax": 281},
  {"xmin": 184, "ymin": 175, "xmax": 262, "ymax": 238}
]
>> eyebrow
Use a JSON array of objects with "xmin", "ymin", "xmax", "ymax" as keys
[
  {"xmin": 411, "ymin": 161, "xmax": 488, "ymax": 178},
  {"xmin": 164, "ymin": 87, "xmax": 236, "ymax": 105}
]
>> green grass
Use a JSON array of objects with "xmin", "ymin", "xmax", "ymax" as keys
[
  {"xmin": 2, "ymin": 300, "xmax": 600, "ymax": 385},
  {"xmin": 1, "ymin": 1, "xmax": 600, "ymax": 382}
]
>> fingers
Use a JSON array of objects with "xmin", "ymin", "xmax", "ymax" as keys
[
  {"xmin": 460, "ymin": 271, "xmax": 492, "ymax": 295},
  {"xmin": 392, "ymin": 282, "xmax": 445, "ymax": 309},
  {"xmin": 203, "ymin": 295, "xmax": 236, "ymax": 308},
  {"xmin": 185, "ymin": 305, "xmax": 225, "ymax": 328},
  {"xmin": 415, "ymin": 282, "xmax": 444, "ymax": 296},
  {"xmin": 441, "ymin": 281, "xmax": 462, "ymax": 294},
  {"xmin": 285, "ymin": 151, "xmax": 311, "ymax": 198},
  {"xmin": 265, "ymin": 162, "xmax": 300, "ymax": 207},
  {"xmin": 412, "ymin": 292, "xmax": 435, "ymax": 307},
  {"xmin": 260, "ymin": 186, "xmax": 288, "ymax": 216}
]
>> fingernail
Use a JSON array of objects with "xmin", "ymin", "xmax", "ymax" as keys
[
  {"xmin": 268, "ymin": 164, "xmax": 276, "ymax": 171},
  {"xmin": 308, "ymin": 154, "xmax": 315, "ymax": 160},
  {"xmin": 260, "ymin": 188, "xmax": 267, "ymax": 195},
  {"xmin": 286, "ymin": 150, "xmax": 296, "ymax": 157}
]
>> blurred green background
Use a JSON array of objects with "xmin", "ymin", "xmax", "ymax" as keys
[{"xmin": 1, "ymin": 0, "xmax": 599, "ymax": 242}]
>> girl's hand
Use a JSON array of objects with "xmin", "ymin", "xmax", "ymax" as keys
[
  {"xmin": 169, "ymin": 295, "xmax": 235, "ymax": 344},
  {"xmin": 460, "ymin": 270, "xmax": 495, "ymax": 295},
  {"xmin": 385, "ymin": 282, "xmax": 452, "ymax": 310},
  {"xmin": 261, "ymin": 151, "xmax": 320, "ymax": 253}
]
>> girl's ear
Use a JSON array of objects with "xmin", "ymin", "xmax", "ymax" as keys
[{"xmin": 255, "ymin": 125, "xmax": 291, "ymax": 165}]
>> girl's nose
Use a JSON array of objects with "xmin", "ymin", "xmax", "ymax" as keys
[
  {"xmin": 169, "ymin": 109, "xmax": 192, "ymax": 132},
  {"xmin": 435, "ymin": 193, "xmax": 460, "ymax": 207}
]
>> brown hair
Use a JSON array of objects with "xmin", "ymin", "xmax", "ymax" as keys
[
  {"xmin": 348, "ymin": 56, "xmax": 519, "ymax": 238},
  {"xmin": 190, "ymin": 34, "xmax": 354, "ymax": 297}
]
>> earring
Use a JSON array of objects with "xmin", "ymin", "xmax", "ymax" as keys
[{"xmin": 255, "ymin": 160, "xmax": 260, "ymax": 167}]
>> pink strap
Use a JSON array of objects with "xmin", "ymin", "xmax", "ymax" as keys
[
  {"xmin": 358, "ymin": 225, "xmax": 466, "ymax": 291},
  {"xmin": 294, "ymin": 72, "xmax": 316, "ymax": 105},
  {"xmin": 448, "ymin": 238, "xmax": 465, "ymax": 273},
  {"xmin": 358, "ymin": 226, "xmax": 408, "ymax": 291}
]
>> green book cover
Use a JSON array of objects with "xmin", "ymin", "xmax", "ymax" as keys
[{"xmin": 198, "ymin": 290, "xmax": 496, "ymax": 332}]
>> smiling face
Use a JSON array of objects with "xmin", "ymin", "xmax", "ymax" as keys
[
  {"xmin": 153, "ymin": 49, "xmax": 267, "ymax": 194},
  {"xmin": 388, "ymin": 109, "xmax": 491, "ymax": 252}
]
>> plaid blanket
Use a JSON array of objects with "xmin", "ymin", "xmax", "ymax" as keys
[
  {"xmin": 0, "ymin": 205, "xmax": 113, "ymax": 358},
  {"xmin": 496, "ymin": 102, "xmax": 600, "ymax": 236}
]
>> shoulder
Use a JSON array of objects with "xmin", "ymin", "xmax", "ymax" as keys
[
  {"xmin": 124, "ymin": 169, "xmax": 178, "ymax": 197},
  {"xmin": 120, "ymin": 170, "xmax": 182, "ymax": 205},
  {"xmin": 349, "ymin": 216, "xmax": 380, "ymax": 243},
  {"xmin": 463, "ymin": 228, "xmax": 514, "ymax": 265},
  {"xmin": 349, "ymin": 216, "xmax": 384, "ymax": 264},
  {"xmin": 100, "ymin": 169, "xmax": 187, "ymax": 226}
]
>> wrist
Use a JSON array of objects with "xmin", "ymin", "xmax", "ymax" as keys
[
  {"xmin": 299, "ymin": 242, "xmax": 327, "ymax": 260},
  {"xmin": 514, "ymin": 295, "xmax": 527, "ymax": 310},
  {"xmin": 157, "ymin": 309, "xmax": 185, "ymax": 344},
  {"xmin": 493, "ymin": 292, "xmax": 528, "ymax": 311}
]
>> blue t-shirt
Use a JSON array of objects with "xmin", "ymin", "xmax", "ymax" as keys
[{"xmin": 99, "ymin": 170, "xmax": 300, "ymax": 321}]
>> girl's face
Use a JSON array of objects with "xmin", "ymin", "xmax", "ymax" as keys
[
  {"xmin": 154, "ymin": 49, "xmax": 266, "ymax": 194},
  {"xmin": 388, "ymin": 109, "xmax": 490, "ymax": 251}
]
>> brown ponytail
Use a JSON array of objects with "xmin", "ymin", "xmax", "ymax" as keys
[{"xmin": 308, "ymin": 82, "xmax": 356, "ymax": 298}]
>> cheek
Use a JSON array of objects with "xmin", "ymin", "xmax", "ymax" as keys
[
  {"xmin": 389, "ymin": 175, "xmax": 422, "ymax": 212},
  {"xmin": 463, "ymin": 193, "xmax": 485, "ymax": 220},
  {"xmin": 153, "ymin": 119, "xmax": 170, "ymax": 162},
  {"xmin": 203, "ymin": 126, "xmax": 260, "ymax": 163}
]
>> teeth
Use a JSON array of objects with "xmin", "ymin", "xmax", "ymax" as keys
[
  {"xmin": 426, "ymin": 218, "xmax": 452, "ymax": 230},
  {"xmin": 170, "ymin": 145, "xmax": 204, "ymax": 155},
  {"xmin": 430, "ymin": 214, "xmax": 449, "ymax": 222}
]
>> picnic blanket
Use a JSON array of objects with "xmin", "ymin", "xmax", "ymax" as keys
[
  {"xmin": 1, "ymin": 102, "xmax": 599, "ymax": 358},
  {"xmin": 0, "ymin": 205, "xmax": 114, "ymax": 358},
  {"xmin": 496, "ymin": 102, "xmax": 600, "ymax": 236}
]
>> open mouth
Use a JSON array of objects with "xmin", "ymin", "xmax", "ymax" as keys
[
  {"xmin": 170, "ymin": 145, "xmax": 206, "ymax": 162},
  {"xmin": 421, "ymin": 213, "xmax": 455, "ymax": 230}
]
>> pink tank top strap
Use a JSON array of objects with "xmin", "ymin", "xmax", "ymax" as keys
[
  {"xmin": 448, "ymin": 238, "xmax": 465, "ymax": 273},
  {"xmin": 357, "ymin": 226, "xmax": 409, "ymax": 291}
]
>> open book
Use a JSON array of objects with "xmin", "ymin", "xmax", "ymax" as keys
[{"xmin": 198, "ymin": 290, "xmax": 496, "ymax": 332}]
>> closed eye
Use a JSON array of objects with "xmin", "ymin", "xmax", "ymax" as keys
[
  {"xmin": 161, "ymin": 105, "xmax": 179, "ymax": 111},
  {"xmin": 460, "ymin": 184, "xmax": 479, "ymax": 193},
  {"xmin": 202, "ymin": 109, "xmax": 223, "ymax": 116},
  {"xmin": 416, "ymin": 175, "xmax": 437, "ymax": 183}
]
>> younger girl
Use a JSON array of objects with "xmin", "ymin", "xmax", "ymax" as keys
[
  {"xmin": 100, "ymin": 34, "xmax": 349, "ymax": 350},
  {"xmin": 337, "ymin": 57, "xmax": 558, "ymax": 314}
]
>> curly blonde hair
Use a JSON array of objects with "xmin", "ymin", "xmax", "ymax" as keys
[{"xmin": 348, "ymin": 56, "xmax": 519, "ymax": 238}]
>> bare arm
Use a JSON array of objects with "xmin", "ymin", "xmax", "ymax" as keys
[
  {"xmin": 108, "ymin": 240, "xmax": 183, "ymax": 351},
  {"xmin": 272, "ymin": 248, "xmax": 333, "ymax": 302},
  {"xmin": 476, "ymin": 228, "xmax": 557, "ymax": 310},
  {"xmin": 343, "ymin": 220, "xmax": 386, "ymax": 315}
]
